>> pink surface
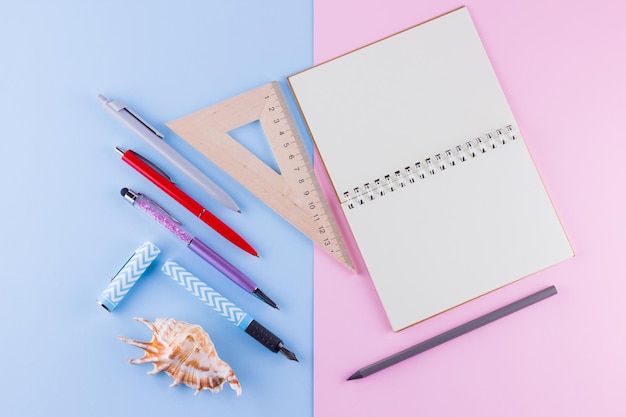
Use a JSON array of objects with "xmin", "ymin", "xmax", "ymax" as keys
[{"xmin": 312, "ymin": 1, "xmax": 626, "ymax": 416}]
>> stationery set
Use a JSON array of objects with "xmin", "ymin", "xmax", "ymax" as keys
[
  {"xmin": 97, "ymin": 99, "xmax": 297, "ymax": 361},
  {"xmin": 98, "ymin": 6, "xmax": 573, "ymax": 381}
]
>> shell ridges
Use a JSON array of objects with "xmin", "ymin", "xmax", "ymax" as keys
[{"xmin": 119, "ymin": 317, "xmax": 242, "ymax": 396}]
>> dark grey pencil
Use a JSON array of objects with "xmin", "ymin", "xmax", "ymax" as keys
[{"xmin": 348, "ymin": 285, "xmax": 558, "ymax": 380}]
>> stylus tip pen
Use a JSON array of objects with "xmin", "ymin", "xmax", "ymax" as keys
[
  {"xmin": 116, "ymin": 147, "xmax": 255, "ymax": 255},
  {"xmin": 121, "ymin": 187, "xmax": 278, "ymax": 308}
]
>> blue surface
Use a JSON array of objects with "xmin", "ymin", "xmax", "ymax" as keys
[{"xmin": 0, "ymin": 2, "xmax": 313, "ymax": 416}]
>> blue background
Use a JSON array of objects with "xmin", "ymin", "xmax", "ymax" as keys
[{"xmin": 0, "ymin": 1, "xmax": 313, "ymax": 416}]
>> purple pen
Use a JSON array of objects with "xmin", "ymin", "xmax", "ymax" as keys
[{"xmin": 120, "ymin": 188, "xmax": 278, "ymax": 309}]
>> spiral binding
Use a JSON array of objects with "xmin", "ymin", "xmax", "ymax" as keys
[{"xmin": 342, "ymin": 125, "xmax": 519, "ymax": 209}]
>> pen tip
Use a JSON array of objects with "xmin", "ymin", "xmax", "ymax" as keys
[
  {"xmin": 120, "ymin": 187, "xmax": 129, "ymax": 196},
  {"xmin": 253, "ymin": 288, "xmax": 278, "ymax": 309},
  {"xmin": 347, "ymin": 371, "xmax": 363, "ymax": 380},
  {"xmin": 279, "ymin": 346, "xmax": 299, "ymax": 362},
  {"xmin": 237, "ymin": 209, "xmax": 242, "ymax": 214}
]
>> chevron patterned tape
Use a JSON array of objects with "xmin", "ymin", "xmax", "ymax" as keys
[
  {"xmin": 98, "ymin": 241, "xmax": 161, "ymax": 312},
  {"xmin": 161, "ymin": 260, "xmax": 249, "ymax": 328}
]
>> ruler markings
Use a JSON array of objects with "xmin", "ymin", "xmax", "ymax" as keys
[{"xmin": 167, "ymin": 82, "xmax": 355, "ymax": 271}]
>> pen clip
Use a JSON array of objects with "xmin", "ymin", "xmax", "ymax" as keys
[
  {"xmin": 100, "ymin": 94, "xmax": 165, "ymax": 139},
  {"xmin": 135, "ymin": 152, "xmax": 175, "ymax": 183},
  {"xmin": 116, "ymin": 147, "xmax": 175, "ymax": 183},
  {"xmin": 138, "ymin": 192, "xmax": 183, "ymax": 225},
  {"xmin": 124, "ymin": 106, "xmax": 165, "ymax": 139}
]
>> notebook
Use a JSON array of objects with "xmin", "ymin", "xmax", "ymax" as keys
[{"xmin": 288, "ymin": 7, "xmax": 574, "ymax": 331}]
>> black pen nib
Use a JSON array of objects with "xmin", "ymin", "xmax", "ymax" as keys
[
  {"xmin": 279, "ymin": 345, "xmax": 299, "ymax": 362},
  {"xmin": 254, "ymin": 288, "xmax": 279, "ymax": 309}
]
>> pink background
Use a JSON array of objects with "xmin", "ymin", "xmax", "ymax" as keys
[{"xmin": 312, "ymin": 1, "xmax": 626, "ymax": 416}]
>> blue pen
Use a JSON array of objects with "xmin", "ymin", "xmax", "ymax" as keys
[{"xmin": 161, "ymin": 260, "xmax": 298, "ymax": 361}]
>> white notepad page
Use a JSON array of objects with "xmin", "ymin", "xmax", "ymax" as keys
[{"xmin": 288, "ymin": 7, "xmax": 573, "ymax": 331}]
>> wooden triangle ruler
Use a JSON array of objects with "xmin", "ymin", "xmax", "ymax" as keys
[{"xmin": 166, "ymin": 82, "xmax": 355, "ymax": 271}]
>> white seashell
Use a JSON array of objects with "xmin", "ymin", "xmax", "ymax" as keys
[{"xmin": 119, "ymin": 317, "xmax": 242, "ymax": 396}]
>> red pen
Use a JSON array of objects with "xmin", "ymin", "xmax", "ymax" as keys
[{"xmin": 115, "ymin": 147, "xmax": 258, "ymax": 257}]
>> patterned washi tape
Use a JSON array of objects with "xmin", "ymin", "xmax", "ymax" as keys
[{"xmin": 98, "ymin": 241, "xmax": 161, "ymax": 312}]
